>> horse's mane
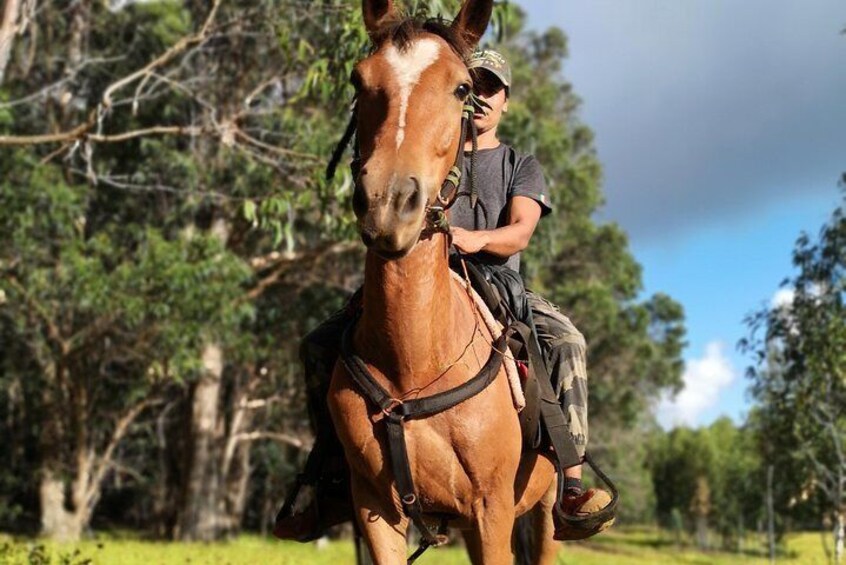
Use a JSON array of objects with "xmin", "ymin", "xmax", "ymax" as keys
[{"xmin": 369, "ymin": 15, "xmax": 473, "ymax": 60}]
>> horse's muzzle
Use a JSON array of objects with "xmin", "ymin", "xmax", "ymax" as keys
[{"xmin": 353, "ymin": 176, "xmax": 427, "ymax": 258}]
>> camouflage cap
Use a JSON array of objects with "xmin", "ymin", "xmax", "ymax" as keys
[{"xmin": 468, "ymin": 49, "xmax": 511, "ymax": 88}]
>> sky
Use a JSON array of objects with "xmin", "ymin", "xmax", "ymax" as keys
[{"xmin": 519, "ymin": 0, "xmax": 846, "ymax": 429}]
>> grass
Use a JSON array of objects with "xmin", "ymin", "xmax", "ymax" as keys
[{"xmin": 0, "ymin": 527, "xmax": 834, "ymax": 564}]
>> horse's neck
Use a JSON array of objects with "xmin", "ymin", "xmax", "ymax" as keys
[{"xmin": 358, "ymin": 234, "xmax": 468, "ymax": 391}]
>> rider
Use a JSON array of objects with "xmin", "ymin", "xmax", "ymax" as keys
[
  {"xmin": 450, "ymin": 49, "xmax": 612, "ymax": 539},
  {"xmin": 278, "ymin": 49, "xmax": 613, "ymax": 543}
]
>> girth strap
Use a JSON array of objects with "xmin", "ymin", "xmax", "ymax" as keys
[{"xmin": 340, "ymin": 316, "xmax": 507, "ymax": 560}]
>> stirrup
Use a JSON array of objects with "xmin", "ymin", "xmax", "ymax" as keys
[
  {"xmin": 273, "ymin": 472, "xmax": 353, "ymax": 542},
  {"xmin": 273, "ymin": 476, "xmax": 322, "ymax": 542},
  {"xmin": 553, "ymin": 452, "xmax": 619, "ymax": 539}
]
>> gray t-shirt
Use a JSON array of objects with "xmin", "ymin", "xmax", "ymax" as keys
[{"xmin": 448, "ymin": 143, "xmax": 552, "ymax": 272}]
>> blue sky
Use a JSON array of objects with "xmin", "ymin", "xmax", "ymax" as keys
[{"xmin": 518, "ymin": 0, "xmax": 846, "ymax": 428}]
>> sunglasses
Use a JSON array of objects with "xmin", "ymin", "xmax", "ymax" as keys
[{"xmin": 471, "ymin": 69, "xmax": 506, "ymax": 98}]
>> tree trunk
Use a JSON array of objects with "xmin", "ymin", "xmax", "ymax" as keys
[
  {"xmin": 222, "ymin": 440, "xmax": 251, "ymax": 537},
  {"xmin": 39, "ymin": 469, "xmax": 82, "ymax": 541},
  {"xmin": 766, "ymin": 465, "xmax": 776, "ymax": 565},
  {"xmin": 0, "ymin": 0, "xmax": 22, "ymax": 85},
  {"xmin": 835, "ymin": 510, "xmax": 844, "ymax": 565},
  {"xmin": 175, "ymin": 343, "xmax": 225, "ymax": 540}
]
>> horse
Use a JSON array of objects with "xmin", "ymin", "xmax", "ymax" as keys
[{"xmin": 326, "ymin": 1, "xmax": 560, "ymax": 563}]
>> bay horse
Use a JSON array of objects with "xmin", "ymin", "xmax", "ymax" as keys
[{"xmin": 327, "ymin": 1, "xmax": 559, "ymax": 563}]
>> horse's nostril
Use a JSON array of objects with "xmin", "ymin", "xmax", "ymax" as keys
[
  {"xmin": 403, "ymin": 187, "xmax": 422, "ymax": 217},
  {"xmin": 397, "ymin": 177, "xmax": 423, "ymax": 219},
  {"xmin": 360, "ymin": 231, "xmax": 375, "ymax": 247}
]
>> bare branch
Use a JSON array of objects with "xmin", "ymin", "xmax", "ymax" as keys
[
  {"xmin": 84, "ymin": 396, "xmax": 161, "ymax": 513},
  {"xmin": 69, "ymin": 168, "xmax": 248, "ymax": 202},
  {"xmin": 91, "ymin": 125, "xmax": 206, "ymax": 143},
  {"xmin": 0, "ymin": 121, "xmax": 206, "ymax": 146},
  {"xmin": 240, "ymin": 241, "xmax": 359, "ymax": 303},
  {"xmin": 0, "ymin": 57, "xmax": 125, "ymax": 110},
  {"xmin": 233, "ymin": 126, "xmax": 320, "ymax": 161},
  {"xmin": 0, "ymin": 113, "xmax": 95, "ymax": 145},
  {"xmin": 233, "ymin": 431, "xmax": 312, "ymax": 450},
  {"xmin": 100, "ymin": 0, "xmax": 223, "ymax": 110}
]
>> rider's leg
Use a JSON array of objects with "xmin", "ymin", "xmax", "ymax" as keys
[
  {"xmin": 525, "ymin": 291, "xmax": 614, "ymax": 540},
  {"xmin": 300, "ymin": 288, "xmax": 363, "ymax": 432},
  {"xmin": 525, "ymin": 291, "xmax": 588, "ymax": 466},
  {"xmin": 275, "ymin": 291, "xmax": 361, "ymax": 540}
]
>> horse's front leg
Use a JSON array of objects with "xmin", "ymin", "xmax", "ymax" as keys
[
  {"xmin": 351, "ymin": 473, "xmax": 409, "ymax": 565},
  {"xmin": 462, "ymin": 490, "xmax": 517, "ymax": 565}
]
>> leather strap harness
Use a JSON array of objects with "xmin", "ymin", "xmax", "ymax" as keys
[{"xmin": 340, "ymin": 313, "xmax": 508, "ymax": 563}]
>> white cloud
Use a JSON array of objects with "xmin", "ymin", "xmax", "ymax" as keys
[
  {"xmin": 657, "ymin": 341, "xmax": 737, "ymax": 429},
  {"xmin": 771, "ymin": 288, "xmax": 795, "ymax": 309}
]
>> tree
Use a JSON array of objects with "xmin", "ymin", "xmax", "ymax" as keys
[
  {"xmin": 0, "ymin": 148, "xmax": 252, "ymax": 540},
  {"xmin": 1, "ymin": 0, "xmax": 364, "ymax": 540},
  {"xmin": 743, "ymin": 177, "xmax": 846, "ymax": 563},
  {"xmin": 648, "ymin": 418, "xmax": 764, "ymax": 550}
]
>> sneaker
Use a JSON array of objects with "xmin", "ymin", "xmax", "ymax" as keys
[{"xmin": 552, "ymin": 487, "xmax": 615, "ymax": 541}]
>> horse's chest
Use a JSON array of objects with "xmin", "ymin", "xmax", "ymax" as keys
[{"xmin": 329, "ymin": 370, "xmax": 522, "ymax": 513}]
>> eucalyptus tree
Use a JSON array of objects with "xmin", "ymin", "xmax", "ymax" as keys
[
  {"xmin": 0, "ymin": 147, "xmax": 252, "ymax": 540},
  {"xmin": 743, "ymin": 179, "xmax": 846, "ymax": 562}
]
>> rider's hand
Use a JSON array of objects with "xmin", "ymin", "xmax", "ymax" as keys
[{"xmin": 450, "ymin": 227, "xmax": 488, "ymax": 254}]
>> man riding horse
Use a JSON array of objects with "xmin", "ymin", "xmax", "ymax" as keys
[
  {"xmin": 445, "ymin": 48, "xmax": 612, "ymax": 536},
  {"xmin": 276, "ymin": 0, "xmax": 615, "ymax": 560}
]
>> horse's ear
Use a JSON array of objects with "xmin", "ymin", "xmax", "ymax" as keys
[
  {"xmin": 451, "ymin": 0, "xmax": 494, "ymax": 47},
  {"xmin": 362, "ymin": 0, "xmax": 395, "ymax": 36}
]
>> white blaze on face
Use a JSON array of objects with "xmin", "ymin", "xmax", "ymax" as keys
[{"xmin": 384, "ymin": 38, "xmax": 441, "ymax": 149}]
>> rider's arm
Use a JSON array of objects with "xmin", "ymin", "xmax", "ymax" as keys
[{"xmin": 451, "ymin": 195, "xmax": 542, "ymax": 257}]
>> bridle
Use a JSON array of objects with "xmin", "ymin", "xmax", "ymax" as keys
[{"xmin": 325, "ymin": 89, "xmax": 488, "ymax": 237}]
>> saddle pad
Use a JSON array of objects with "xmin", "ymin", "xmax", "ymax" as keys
[{"xmin": 450, "ymin": 270, "xmax": 526, "ymax": 411}]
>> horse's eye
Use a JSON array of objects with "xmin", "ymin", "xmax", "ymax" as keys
[{"xmin": 454, "ymin": 83, "xmax": 471, "ymax": 100}]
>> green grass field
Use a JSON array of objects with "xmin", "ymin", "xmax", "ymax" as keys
[{"xmin": 0, "ymin": 528, "xmax": 833, "ymax": 564}]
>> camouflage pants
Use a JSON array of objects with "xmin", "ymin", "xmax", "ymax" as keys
[
  {"xmin": 526, "ymin": 291, "xmax": 589, "ymax": 459},
  {"xmin": 299, "ymin": 289, "xmax": 589, "ymax": 459}
]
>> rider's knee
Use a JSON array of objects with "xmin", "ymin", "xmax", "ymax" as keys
[{"xmin": 549, "ymin": 328, "xmax": 586, "ymax": 355}]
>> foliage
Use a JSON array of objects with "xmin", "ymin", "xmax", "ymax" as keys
[
  {"xmin": 648, "ymin": 418, "xmax": 765, "ymax": 548},
  {"xmin": 741, "ymin": 179, "xmax": 846, "ymax": 536}
]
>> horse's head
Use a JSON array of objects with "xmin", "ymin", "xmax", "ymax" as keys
[{"xmin": 351, "ymin": 0, "xmax": 493, "ymax": 259}]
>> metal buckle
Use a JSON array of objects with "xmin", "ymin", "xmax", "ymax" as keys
[{"xmin": 382, "ymin": 397, "xmax": 404, "ymax": 418}]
